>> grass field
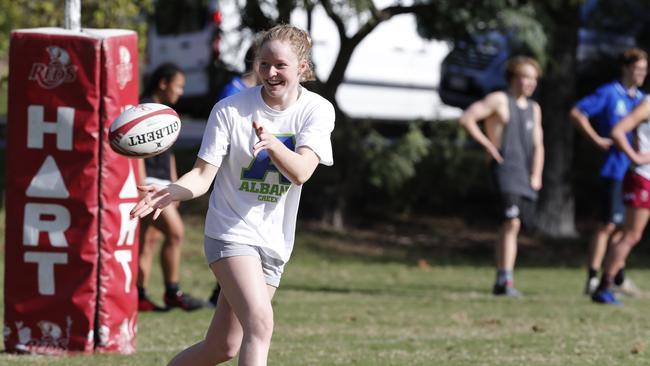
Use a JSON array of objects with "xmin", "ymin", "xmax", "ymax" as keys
[{"xmin": 2, "ymin": 213, "xmax": 650, "ymax": 365}]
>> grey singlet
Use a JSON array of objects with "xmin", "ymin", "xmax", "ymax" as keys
[{"xmin": 493, "ymin": 95, "xmax": 537, "ymax": 200}]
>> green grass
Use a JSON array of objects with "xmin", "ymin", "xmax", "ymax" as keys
[{"xmin": 2, "ymin": 213, "xmax": 650, "ymax": 365}]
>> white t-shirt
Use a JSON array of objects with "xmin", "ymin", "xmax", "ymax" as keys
[
  {"xmin": 198, "ymin": 85, "xmax": 335, "ymax": 261},
  {"xmin": 634, "ymin": 114, "xmax": 650, "ymax": 180}
]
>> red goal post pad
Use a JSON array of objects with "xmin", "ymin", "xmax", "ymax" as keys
[{"xmin": 4, "ymin": 28, "xmax": 140, "ymax": 354}]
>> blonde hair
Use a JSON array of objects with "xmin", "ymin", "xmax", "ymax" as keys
[
  {"xmin": 256, "ymin": 24, "xmax": 315, "ymax": 82},
  {"xmin": 505, "ymin": 56, "xmax": 542, "ymax": 82}
]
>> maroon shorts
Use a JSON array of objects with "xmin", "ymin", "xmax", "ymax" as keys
[{"xmin": 623, "ymin": 171, "xmax": 650, "ymax": 209}]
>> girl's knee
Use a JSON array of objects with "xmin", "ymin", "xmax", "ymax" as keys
[
  {"xmin": 203, "ymin": 337, "xmax": 241, "ymax": 364},
  {"xmin": 503, "ymin": 218, "xmax": 521, "ymax": 232},
  {"xmin": 246, "ymin": 311, "xmax": 274, "ymax": 341},
  {"xmin": 214, "ymin": 342, "xmax": 240, "ymax": 363}
]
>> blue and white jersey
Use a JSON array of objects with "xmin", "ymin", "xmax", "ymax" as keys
[{"xmin": 576, "ymin": 80, "xmax": 645, "ymax": 180}]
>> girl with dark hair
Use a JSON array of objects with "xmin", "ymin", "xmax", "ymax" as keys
[{"xmin": 137, "ymin": 62, "xmax": 205, "ymax": 312}]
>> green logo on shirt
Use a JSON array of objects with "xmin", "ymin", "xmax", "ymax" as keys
[
  {"xmin": 239, "ymin": 134, "xmax": 295, "ymax": 202},
  {"xmin": 238, "ymin": 181, "xmax": 290, "ymax": 202}
]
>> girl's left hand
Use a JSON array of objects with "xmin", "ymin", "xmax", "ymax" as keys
[{"xmin": 252, "ymin": 121, "xmax": 281, "ymax": 157}]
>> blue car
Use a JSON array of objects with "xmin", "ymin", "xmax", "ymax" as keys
[{"xmin": 439, "ymin": 31, "xmax": 509, "ymax": 109}]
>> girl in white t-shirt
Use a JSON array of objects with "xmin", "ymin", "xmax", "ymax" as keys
[
  {"xmin": 593, "ymin": 96, "xmax": 650, "ymax": 305},
  {"xmin": 131, "ymin": 25, "xmax": 335, "ymax": 365}
]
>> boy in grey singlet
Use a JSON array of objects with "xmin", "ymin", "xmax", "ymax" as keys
[{"xmin": 459, "ymin": 56, "xmax": 545, "ymax": 297}]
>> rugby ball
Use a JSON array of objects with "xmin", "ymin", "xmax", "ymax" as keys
[{"xmin": 109, "ymin": 103, "xmax": 181, "ymax": 158}]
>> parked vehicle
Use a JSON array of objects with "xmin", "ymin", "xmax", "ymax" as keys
[
  {"xmin": 439, "ymin": 31, "xmax": 509, "ymax": 109},
  {"xmin": 439, "ymin": 0, "xmax": 650, "ymax": 109},
  {"xmin": 146, "ymin": 0, "xmax": 232, "ymax": 117}
]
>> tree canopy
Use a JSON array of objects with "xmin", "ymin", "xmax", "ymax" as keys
[
  {"xmin": 4, "ymin": 0, "xmax": 650, "ymax": 236},
  {"xmin": 0, "ymin": 0, "xmax": 152, "ymax": 76}
]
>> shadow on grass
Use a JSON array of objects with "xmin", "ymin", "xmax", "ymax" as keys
[
  {"xmin": 280, "ymin": 285, "xmax": 384, "ymax": 295},
  {"xmin": 283, "ymin": 282, "xmax": 491, "ymax": 295},
  {"xmin": 296, "ymin": 214, "xmax": 650, "ymax": 269}
]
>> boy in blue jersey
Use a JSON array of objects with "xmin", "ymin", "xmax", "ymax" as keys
[{"xmin": 569, "ymin": 47, "xmax": 648, "ymax": 296}]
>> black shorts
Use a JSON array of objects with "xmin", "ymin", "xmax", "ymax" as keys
[
  {"xmin": 499, "ymin": 192, "xmax": 537, "ymax": 231},
  {"xmin": 600, "ymin": 177, "xmax": 625, "ymax": 225}
]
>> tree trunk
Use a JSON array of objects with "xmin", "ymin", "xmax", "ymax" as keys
[{"xmin": 536, "ymin": 6, "xmax": 580, "ymax": 238}]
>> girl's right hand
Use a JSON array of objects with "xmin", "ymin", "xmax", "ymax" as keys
[{"xmin": 130, "ymin": 184, "xmax": 174, "ymax": 220}]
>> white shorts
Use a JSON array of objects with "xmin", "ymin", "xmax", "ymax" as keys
[{"xmin": 203, "ymin": 236, "xmax": 285, "ymax": 287}]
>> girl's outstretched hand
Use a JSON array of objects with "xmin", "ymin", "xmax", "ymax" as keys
[{"xmin": 130, "ymin": 184, "xmax": 174, "ymax": 220}]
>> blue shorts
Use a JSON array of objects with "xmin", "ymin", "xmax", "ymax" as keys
[
  {"xmin": 203, "ymin": 236, "xmax": 285, "ymax": 287},
  {"xmin": 600, "ymin": 177, "xmax": 625, "ymax": 225}
]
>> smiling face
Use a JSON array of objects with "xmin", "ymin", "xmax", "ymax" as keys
[{"xmin": 256, "ymin": 39, "xmax": 306, "ymax": 110}]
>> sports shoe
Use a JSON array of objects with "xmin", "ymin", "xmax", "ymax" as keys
[
  {"xmin": 584, "ymin": 277, "xmax": 600, "ymax": 295},
  {"xmin": 164, "ymin": 290, "xmax": 205, "ymax": 311},
  {"xmin": 138, "ymin": 295, "xmax": 166, "ymax": 312},
  {"xmin": 591, "ymin": 289, "xmax": 622, "ymax": 305},
  {"xmin": 613, "ymin": 278, "xmax": 642, "ymax": 297},
  {"xmin": 207, "ymin": 285, "xmax": 221, "ymax": 309},
  {"xmin": 492, "ymin": 284, "xmax": 522, "ymax": 297}
]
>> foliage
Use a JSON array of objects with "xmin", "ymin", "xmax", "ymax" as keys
[
  {"xmin": 498, "ymin": 7, "xmax": 548, "ymax": 66},
  {"xmin": 309, "ymin": 121, "xmax": 493, "ymax": 216},
  {"xmin": 349, "ymin": 121, "xmax": 494, "ymax": 215},
  {"xmin": 413, "ymin": 0, "xmax": 510, "ymax": 40},
  {"xmin": 408, "ymin": 123, "xmax": 491, "ymax": 211},
  {"xmin": 79, "ymin": 1, "xmax": 153, "ymax": 55},
  {"xmin": 413, "ymin": 1, "xmax": 549, "ymax": 66},
  {"xmin": 0, "ymin": 0, "xmax": 153, "ymax": 77},
  {"xmin": 362, "ymin": 125, "xmax": 431, "ymax": 195}
]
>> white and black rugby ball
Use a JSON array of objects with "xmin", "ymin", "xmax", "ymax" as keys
[{"xmin": 109, "ymin": 103, "xmax": 181, "ymax": 158}]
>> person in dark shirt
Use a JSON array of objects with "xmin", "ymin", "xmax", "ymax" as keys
[
  {"xmin": 459, "ymin": 56, "xmax": 544, "ymax": 297},
  {"xmin": 137, "ymin": 63, "xmax": 204, "ymax": 311}
]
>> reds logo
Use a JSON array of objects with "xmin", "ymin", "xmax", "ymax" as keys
[
  {"xmin": 28, "ymin": 46, "xmax": 78, "ymax": 89},
  {"xmin": 116, "ymin": 46, "xmax": 133, "ymax": 90}
]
